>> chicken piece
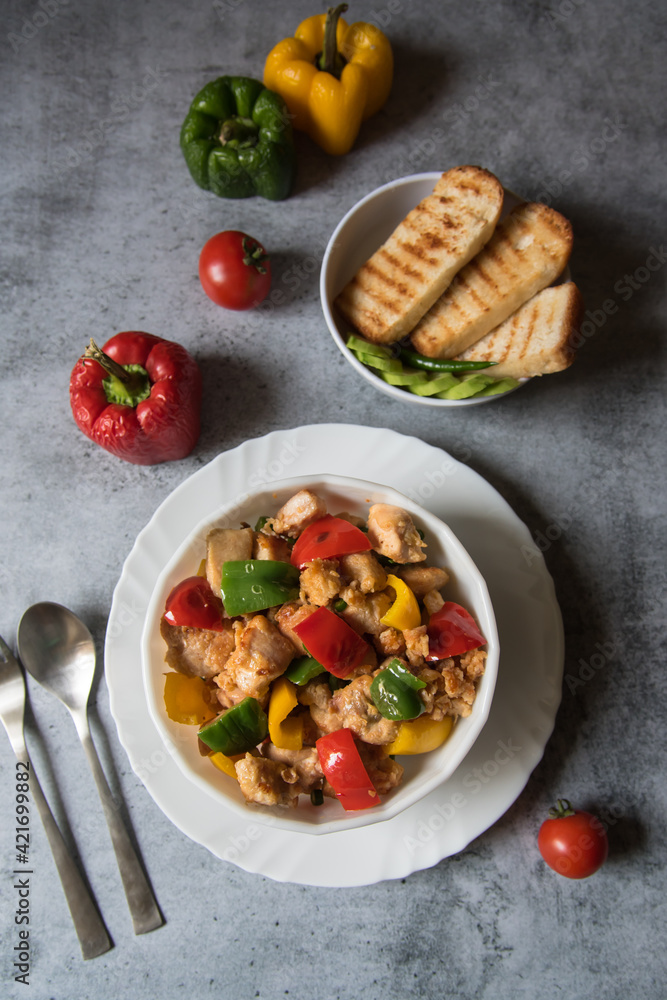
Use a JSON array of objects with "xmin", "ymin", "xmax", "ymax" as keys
[
  {"xmin": 357, "ymin": 744, "xmax": 404, "ymax": 795},
  {"xmin": 441, "ymin": 664, "xmax": 476, "ymax": 717},
  {"xmin": 299, "ymin": 558, "xmax": 342, "ymax": 606},
  {"xmin": 339, "ymin": 551, "xmax": 388, "ymax": 594},
  {"xmin": 403, "ymin": 625, "xmax": 429, "ymax": 668},
  {"xmin": 273, "ymin": 601, "xmax": 319, "ymax": 654},
  {"xmin": 270, "ymin": 489, "xmax": 327, "ymax": 538},
  {"xmin": 206, "ymin": 527, "xmax": 253, "ymax": 593},
  {"xmin": 160, "ymin": 618, "xmax": 235, "ymax": 679},
  {"xmin": 330, "ymin": 675, "xmax": 399, "ymax": 745},
  {"xmin": 373, "ymin": 627, "xmax": 406, "ymax": 658},
  {"xmin": 298, "ymin": 678, "xmax": 336, "ymax": 729},
  {"xmin": 235, "ymin": 754, "xmax": 303, "ymax": 807},
  {"xmin": 418, "ymin": 663, "xmax": 458, "ymax": 719},
  {"xmin": 339, "ymin": 586, "xmax": 392, "ymax": 636},
  {"xmin": 423, "ymin": 589, "xmax": 445, "ymax": 616},
  {"xmin": 367, "ymin": 504, "xmax": 426, "ymax": 564},
  {"xmin": 214, "ymin": 615, "xmax": 294, "ymax": 708},
  {"xmin": 396, "ymin": 564, "xmax": 449, "ymax": 597},
  {"xmin": 460, "ymin": 647, "xmax": 487, "ymax": 681},
  {"xmin": 260, "ymin": 745, "xmax": 324, "ymax": 790},
  {"xmin": 253, "ymin": 531, "xmax": 292, "ymax": 563}
]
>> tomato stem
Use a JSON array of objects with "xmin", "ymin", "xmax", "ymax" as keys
[
  {"xmin": 242, "ymin": 237, "xmax": 269, "ymax": 274},
  {"xmin": 548, "ymin": 798, "xmax": 576, "ymax": 819}
]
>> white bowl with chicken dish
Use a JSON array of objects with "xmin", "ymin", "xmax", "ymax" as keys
[
  {"xmin": 141, "ymin": 474, "xmax": 499, "ymax": 835},
  {"xmin": 320, "ymin": 167, "xmax": 582, "ymax": 407}
]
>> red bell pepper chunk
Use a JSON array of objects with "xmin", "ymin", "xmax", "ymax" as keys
[
  {"xmin": 292, "ymin": 606, "xmax": 370, "ymax": 678},
  {"xmin": 426, "ymin": 601, "xmax": 486, "ymax": 661},
  {"xmin": 69, "ymin": 331, "xmax": 202, "ymax": 465},
  {"xmin": 163, "ymin": 577, "xmax": 226, "ymax": 631},
  {"xmin": 290, "ymin": 515, "xmax": 372, "ymax": 569},
  {"xmin": 316, "ymin": 729, "xmax": 380, "ymax": 811}
]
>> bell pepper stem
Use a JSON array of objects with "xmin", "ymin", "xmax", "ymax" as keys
[
  {"xmin": 83, "ymin": 338, "xmax": 151, "ymax": 407},
  {"xmin": 219, "ymin": 116, "xmax": 259, "ymax": 148},
  {"xmin": 319, "ymin": 3, "xmax": 348, "ymax": 77}
]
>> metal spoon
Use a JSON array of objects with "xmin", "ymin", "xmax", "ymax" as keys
[
  {"xmin": 0, "ymin": 635, "xmax": 112, "ymax": 959},
  {"xmin": 17, "ymin": 603, "xmax": 163, "ymax": 936}
]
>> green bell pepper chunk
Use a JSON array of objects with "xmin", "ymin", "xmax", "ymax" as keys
[
  {"xmin": 285, "ymin": 655, "xmax": 326, "ymax": 686},
  {"xmin": 199, "ymin": 696, "xmax": 268, "ymax": 755},
  {"xmin": 220, "ymin": 560, "xmax": 300, "ymax": 616},
  {"xmin": 180, "ymin": 75, "xmax": 296, "ymax": 201},
  {"xmin": 370, "ymin": 658, "xmax": 427, "ymax": 721}
]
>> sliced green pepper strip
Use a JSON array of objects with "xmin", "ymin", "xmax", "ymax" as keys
[
  {"xmin": 439, "ymin": 373, "xmax": 496, "ymax": 399},
  {"xmin": 475, "ymin": 377, "xmax": 521, "ymax": 396},
  {"xmin": 285, "ymin": 655, "xmax": 326, "ymax": 686},
  {"xmin": 221, "ymin": 559, "xmax": 299, "ymax": 616},
  {"xmin": 408, "ymin": 372, "xmax": 460, "ymax": 397},
  {"xmin": 399, "ymin": 347, "xmax": 497, "ymax": 372},
  {"xmin": 370, "ymin": 658, "xmax": 427, "ymax": 721},
  {"xmin": 354, "ymin": 353, "xmax": 404, "ymax": 373},
  {"xmin": 345, "ymin": 334, "xmax": 396, "ymax": 360},
  {"xmin": 199, "ymin": 696, "xmax": 268, "ymax": 755}
]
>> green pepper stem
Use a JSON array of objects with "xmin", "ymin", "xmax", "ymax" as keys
[
  {"xmin": 318, "ymin": 3, "xmax": 348, "ymax": 77},
  {"xmin": 219, "ymin": 115, "xmax": 258, "ymax": 148},
  {"xmin": 83, "ymin": 339, "xmax": 151, "ymax": 407}
]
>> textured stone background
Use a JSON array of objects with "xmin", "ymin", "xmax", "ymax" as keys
[{"xmin": 1, "ymin": 0, "xmax": 665, "ymax": 997}]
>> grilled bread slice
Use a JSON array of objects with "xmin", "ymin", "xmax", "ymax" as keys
[
  {"xmin": 410, "ymin": 202, "xmax": 573, "ymax": 358},
  {"xmin": 334, "ymin": 165, "xmax": 504, "ymax": 344},
  {"xmin": 455, "ymin": 282, "xmax": 583, "ymax": 378}
]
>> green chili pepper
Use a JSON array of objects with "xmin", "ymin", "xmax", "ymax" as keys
[
  {"xmin": 285, "ymin": 655, "xmax": 326, "ymax": 686},
  {"xmin": 333, "ymin": 599, "xmax": 348, "ymax": 612},
  {"xmin": 370, "ymin": 658, "xmax": 427, "ymax": 721},
  {"xmin": 310, "ymin": 788, "xmax": 325, "ymax": 806},
  {"xmin": 180, "ymin": 75, "xmax": 296, "ymax": 201},
  {"xmin": 254, "ymin": 515, "xmax": 269, "ymax": 532},
  {"xmin": 199, "ymin": 696, "xmax": 268, "ymax": 755},
  {"xmin": 220, "ymin": 560, "xmax": 299, "ymax": 616},
  {"xmin": 398, "ymin": 347, "xmax": 497, "ymax": 373}
]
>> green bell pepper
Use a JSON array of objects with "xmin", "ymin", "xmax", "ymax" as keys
[
  {"xmin": 180, "ymin": 75, "xmax": 296, "ymax": 201},
  {"xmin": 220, "ymin": 559, "xmax": 300, "ymax": 616},
  {"xmin": 285, "ymin": 655, "xmax": 326, "ymax": 686},
  {"xmin": 370, "ymin": 658, "xmax": 427, "ymax": 721},
  {"xmin": 199, "ymin": 696, "xmax": 268, "ymax": 755}
]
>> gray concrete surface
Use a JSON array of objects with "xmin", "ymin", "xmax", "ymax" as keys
[{"xmin": 1, "ymin": 0, "xmax": 665, "ymax": 997}]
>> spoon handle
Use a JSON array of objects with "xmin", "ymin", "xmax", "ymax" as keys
[
  {"xmin": 16, "ymin": 743, "xmax": 112, "ymax": 960},
  {"xmin": 74, "ymin": 713, "xmax": 163, "ymax": 935}
]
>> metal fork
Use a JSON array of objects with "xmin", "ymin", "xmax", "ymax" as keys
[{"xmin": 0, "ymin": 635, "xmax": 112, "ymax": 960}]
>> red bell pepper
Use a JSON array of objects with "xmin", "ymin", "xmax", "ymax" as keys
[
  {"xmin": 163, "ymin": 577, "xmax": 225, "ymax": 631},
  {"xmin": 426, "ymin": 601, "xmax": 486, "ymax": 661},
  {"xmin": 292, "ymin": 605, "xmax": 370, "ymax": 678},
  {"xmin": 316, "ymin": 728, "xmax": 380, "ymax": 811},
  {"xmin": 69, "ymin": 331, "xmax": 202, "ymax": 465},
  {"xmin": 290, "ymin": 515, "xmax": 372, "ymax": 568}
]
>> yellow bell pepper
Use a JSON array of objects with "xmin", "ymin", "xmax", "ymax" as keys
[
  {"xmin": 163, "ymin": 673, "xmax": 217, "ymax": 726},
  {"xmin": 386, "ymin": 715, "xmax": 454, "ymax": 755},
  {"xmin": 208, "ymin": 751, "xmax": 239, "ymax": 780},
  {"xmin": 380, "ymin": 574, "xmax": 422, "ymax": 631},
  {"xmin": 263, "ymin": 4, "xmax": 393, "ymax": 156},
  {"xmin": 268, "ymin": 676, "xmax": 304, "ymax": 750}
]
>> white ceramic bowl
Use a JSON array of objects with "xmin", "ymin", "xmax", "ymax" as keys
[
  {"xmin": 320, "ymin": 172, "xmax": 528, "ymax": 408},
  {"xmin": 141, "ymin": 474, "xmax": 499, "ymax": 835}
]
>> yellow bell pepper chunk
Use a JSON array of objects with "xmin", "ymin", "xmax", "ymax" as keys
[
  {"xmin": 380, "ymin": 574, "xmax": 422, "ymax": 631},
  {"xmin": 163, "ymin": 673, "xmax": 217, "ymax": 726},
  {"xmin": 197, "ymin": 558, "xmax": 207, "ymax": 577},
  {"xmin": 268, "ymin": 676, "xmax": 303, "ymax": 751},
  {"xmin": 208, "ymin": 751, "xmax": 239, "ymax": 781},
  {"xmin": 264, "ymin": 9, "xmax": 393, "ymax": 156},
  {"xmin": 385, "ymin": 715, "xmax": 454, "ymax": 755}
]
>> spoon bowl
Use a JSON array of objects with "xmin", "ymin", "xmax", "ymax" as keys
[{"xmin": 17, "ymin": 602, "xmax": 96, "ymax": 712}]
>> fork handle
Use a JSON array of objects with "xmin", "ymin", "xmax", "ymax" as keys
[
  {"xmin": 74, "ymin": 715, "xmax": 163, "ymax": 935},
  {"xmin": 17, "ymin": 747, "xmax": 112, "ymax": 960}
]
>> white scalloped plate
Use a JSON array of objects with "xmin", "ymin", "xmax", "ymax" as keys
[{"xmin": 105, "ymin": 425, "xmax": 563, "ymax": 887}]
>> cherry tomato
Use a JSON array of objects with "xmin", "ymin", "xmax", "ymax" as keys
[
  {"xmin": 163, "ymin": 576, "xmax": 225, "ymax": 631},
  {"xmin": 426, "ymin": 601, "xmax": 486, "ymax": 660},
  {"xmin": 538, "ymin": 799, "xmax": 609, "ymax": 879},
  {"xmin": 290, "ymin": 515, "xmax": 372, "ymax": 568},
  {"xmin": 198, "ymin": 230, "xmax": 271, "ymax": 310},
  {"xmin": 292, "ymin": 606, "xmax": 370, "ymax": 678}
]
